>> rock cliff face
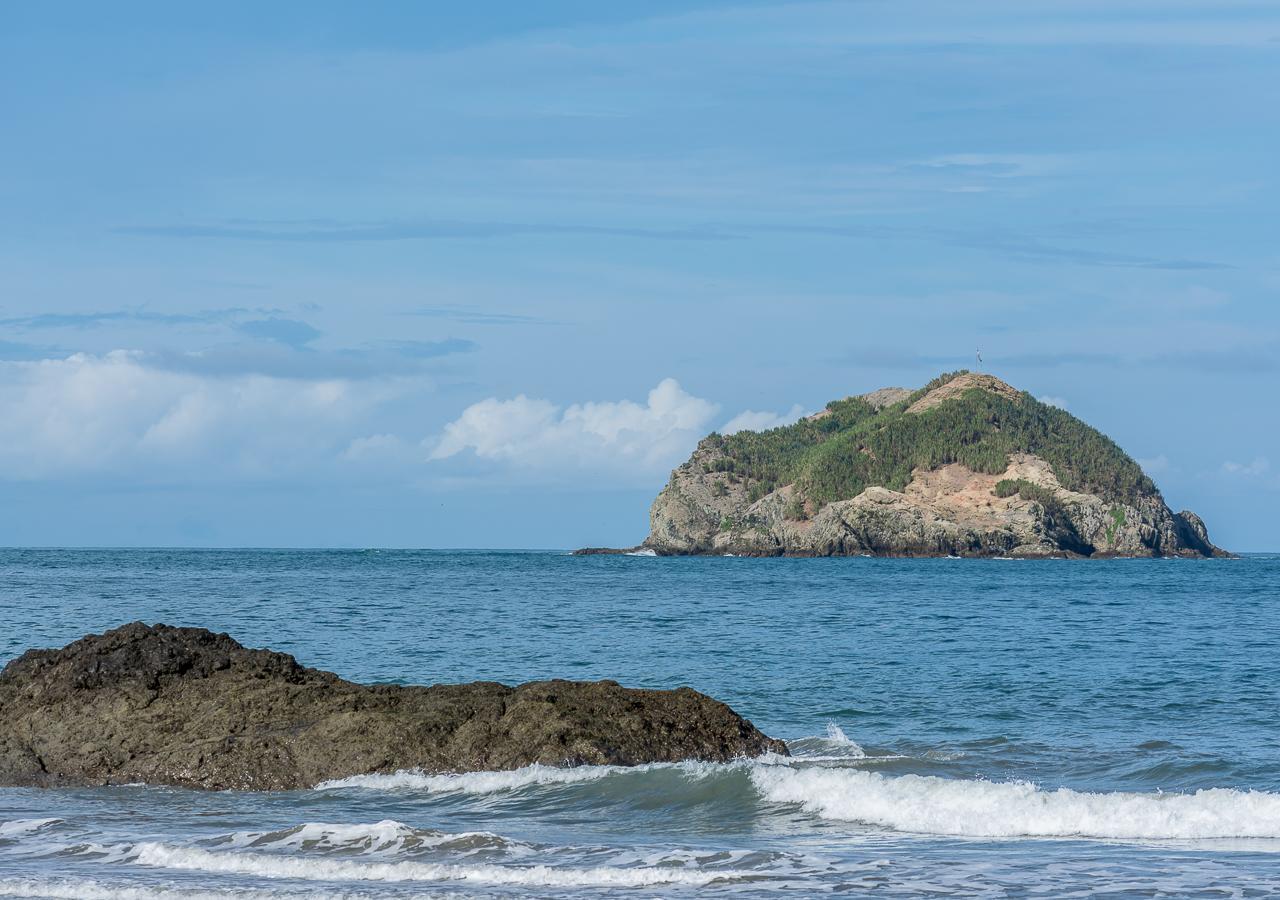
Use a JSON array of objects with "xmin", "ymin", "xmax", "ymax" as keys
[
  {"xmin": 0, "ymin": 623, "xmax": 786, "ymax": 790},
  {"xmin": 633, "ymin": 373, "xmax": 1226, "ymax": 558}
]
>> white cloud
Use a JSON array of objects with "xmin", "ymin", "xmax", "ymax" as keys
[
  {"xmin": 721, "ymin": 404, "xmax": 807, "ymax": 435},
  {"xmin": 341, "ymin": 433, "xmax": 413, "ymax": 463},
  {"xmin": 1138, "ymin": 454, "xmax": 1171, "ymax": 475},
  {"xmin": 1222, "ymin": 456, "xmax": 1270, "ymax": 477},
  {"xmin": 429, "ymin": 378, "xmax": 720, "ymax": 473},
  {"xmin": 1038, "ymin": 395, "xmax": 1068, "ymax": 409},
  {"xmin": 0, "ymin": 351, "xmax": 401, "ymax": 480}
]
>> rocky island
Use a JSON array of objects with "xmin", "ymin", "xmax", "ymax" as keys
[
  {"xmin": 583, "ymin": 371, "xmax": 1226, "ymax": 558},
  {"xmin": 0, "ymin": 623, "xmax": 786, "ymax": 790}
]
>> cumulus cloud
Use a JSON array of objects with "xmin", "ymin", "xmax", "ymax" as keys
[
  {"xmin": 1037, "ymin": 395, "xmax": 1068, "ymax": 409},
  {"xmin": 0, "ymin": 352, "xmax": 403, "ymax": 480},
  {"xmin": 721, "ymin": 404, "xmax": 806, "ymax": 435},
  {"xmin": 429, "ymin": 379, "xmax": 720, "ymax": 473}
]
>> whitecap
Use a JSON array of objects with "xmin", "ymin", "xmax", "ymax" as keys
[
  {"xmin": 751, "ymin": 767, "xmax": 1280, "ymax": 841},
  {"xmin": 211, "ymin": 820, "xmax": 519, "ymax": 857},
  {"xmin": 823, "ymin": 722, "xmax": 867, "ymax": 757},
  {"xmin": 131, "ymin": 842, "xmax": 762, "ymax": 887},
  {"xmin": 0, "ymin": 877, "xmax": 325, "ymax": 899},
  {"xmin": 315, "ymin": 762, "xmax": 629, "ymax": 793},
  {"xmin": 314, "ymin": 758, "xmax": 761, "ymax": 794},
  {"xmin": 0, "ymin": 819, "xmax": 62, "ymax": 839}
]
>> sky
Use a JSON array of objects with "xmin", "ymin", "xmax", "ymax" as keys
[{"xmin": 1, "ymin": 0, "xmax": 1277, "ymax": 550}]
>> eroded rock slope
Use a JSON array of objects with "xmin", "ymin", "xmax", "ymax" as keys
[{"xmin": 635, "ymin": 373, "xmax": 1225, "ymax": 558}]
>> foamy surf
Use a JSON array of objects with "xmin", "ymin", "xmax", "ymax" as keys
[
  {"xmin": 752, "ymin": 766, "xmax": 1280, "ymax": 841},
  {"xmin": 313, "ymin": 757, "xmax": 781, "ymax": 793},
  {"xmin": 131, "ymin": 842, "xmax": 764, "ymax": 887},
  {"xmin": 0, "ymin": 819, "xmax": 62, "ymax": 839},
  {"xmin": 315, "ymin": 729, "xmax": 932, "ymax": 796},
  {"xmin": 0, "ymin": 879, "xmax": 338, "ymax": 900},
  {"xmin": 315, "ymin": 762, "xmax": 636, "ymax": 793},
  {"xmin": 211, "ymin": 820, "xmax": 525, "ymax": 857}
]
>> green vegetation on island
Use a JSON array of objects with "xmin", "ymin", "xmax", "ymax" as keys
[{"xmin": 701, "ymin": 371, "xmax": 1156, "ymax": 510}]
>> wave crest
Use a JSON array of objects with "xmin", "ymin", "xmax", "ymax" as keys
[
  {"xmin": 132, "ymin": 842, "xmax": 762, "ymax": 887},
  {"xmin": 0, "ymin": 819, "xmax": 62, "ymax": 840},
  {"xmin": 751, "ymin": 767, "xmax": 1280, "ymax": 840}
]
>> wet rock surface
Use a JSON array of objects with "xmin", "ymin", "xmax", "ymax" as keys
[{"xmin": 0, "ymin": 623, "xmax": 786, "ymax": 790}]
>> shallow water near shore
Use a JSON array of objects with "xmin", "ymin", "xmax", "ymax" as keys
[{"xmin": 2, "ymin": 549, "xmax": 1279, "ymax": 897}]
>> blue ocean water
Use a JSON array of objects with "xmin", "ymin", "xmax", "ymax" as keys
[{"xmin": 1, "ymin": 549, "xmax": 1278, "ymax": 898}]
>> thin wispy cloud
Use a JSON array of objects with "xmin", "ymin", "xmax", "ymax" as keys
[
  {"xmin": 235, "ymin": 318, "xmax": 322, "ymax": 347},
  {"xmin": 0, "ymin": 309, "xmax": 254, "ymax": 330},
  {"xmin": 118, "ymin": 220, "xmax": 736, "ymax": 243},
  {"xmin": 1153, "ymin": 344, "xmax": 1280, "ymax": 374},
  {"xmin": 1138, "ymin": 454, "xmax": 1172, "ymax": 476},
  {"xmin": 406, "ymin": 307, "xmax": 555, "ymax": 326},
  {"xmin": 0, "ymin": 340, "xmax": 68, "ymax": 361},
  {"xmin": 1222, "ymin": 457, "xmax": 1271, "ymax": 478},
  {"xmin": 835, "ymin": 348, "xmax": 972, "ymax": 370},
  {"xmin": 994, "ymin": 352, "xmax": 1125, "ymax": 369},
  {"xmin": 103, "ymin": 215, "xmax": 1246, "ymax": 273},
  {"xmin": 375, "ymin": 339, "xmax": 478, "ymax": 359},
  {"xmin": 751, "ymin": 224, "xmax": 1231, "ymax": 272},
  {"xmin": 949, "ymin": 232, "xmax": 1232, "ymax": 272},
  {"xmin": 146, "ymin": 339, "xmax": 477, "ymax": 380},
  {"xmin": 722, "ymin": 404, "xmax": 807, "ymax": 435}
]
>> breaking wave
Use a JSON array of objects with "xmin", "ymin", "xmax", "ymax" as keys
[
  {"xmin": 130, "ymin": 841, "xmax": 763, "ymax": 887},
  {"xmin": 315, "ymin": 762, "xmax": 638, "ymax": 793},
  {"xmin": 314, "ymin": 758, "xmax": 756, "ymax": 794},
  {"xmin": 314, "ymin": 745, "xmax": 1280, "ymax": 845},
  {"xmin": 751, "ymin": 766, "xmax": 1280, "ymax": 840},
  {"xmin": 0, "ymin": 879, "xmax": 332, "ymax": 900},
  {"xmin": 0, "ymin": 819, "xmax": 62, "ymax": 840},
  {"xmin": 209, "ymin": 820, "xmax": 526, "ymax": 857}
]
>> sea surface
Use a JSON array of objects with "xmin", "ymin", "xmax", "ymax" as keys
[{"xmin": 1, "ymin": 549, "xmax": 1278, "ymax": 898}]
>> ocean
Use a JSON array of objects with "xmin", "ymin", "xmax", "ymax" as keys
[{"xmin": 1, "ymin": 549, "xmax": 1278, "ymax": 898}]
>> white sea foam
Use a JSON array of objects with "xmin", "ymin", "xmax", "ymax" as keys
[
  {"xmin": 751, "ymin": 767, "xmax": 1280, "ymax": 840},
  {"xmin": 132, "ymin": 842, "xmax": 760, "ymax": 887},
  {"xmin": 785, "ymin": 727, "xmax": 919, "ymax": 765},
  {"xmin": 0, "ymin": 878, "xmax": 334, "ymax": 900},
  {"xmin": 215, "ymin": 820, "xmax": 522, "ymax": 857},
  {"xmin": 314, "ymin": 758, "xmax": 759, "ymax": 793},
  {"xmin": 823, "ymin": 722, "xmax": 867, "ymax": 757},
  {"xmin": 624, "ymin": 548, "xmax": 658, "ymax": 556},
  {"xmin": 317, "ymin": 756, "xmax": 1280, "ymax": 845},
  {"xmin": 0, "ymin": 818, "xmax": 61, "ymax": 838},
  {"xmin": 315, "ymin": 762, "xmax": 631, "ymax": 793}
]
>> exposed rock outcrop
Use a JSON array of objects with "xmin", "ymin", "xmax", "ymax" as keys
[
  {"xmin": 585, "ymin": 372, "xmax": 1228, "ymax": 559},
  {"xmin": 0, "ymin": 623, "xmax": 786, "ymax": 790}
]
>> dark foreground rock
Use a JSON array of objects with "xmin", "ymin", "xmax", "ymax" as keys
[{"xmin": 0, "ymin": 623, "xmax": 786, "ymax": 791}]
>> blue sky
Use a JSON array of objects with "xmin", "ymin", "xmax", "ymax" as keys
[{"xmin": 1, "ymin": 0, "xmax": 1277, "ymax": 550}]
